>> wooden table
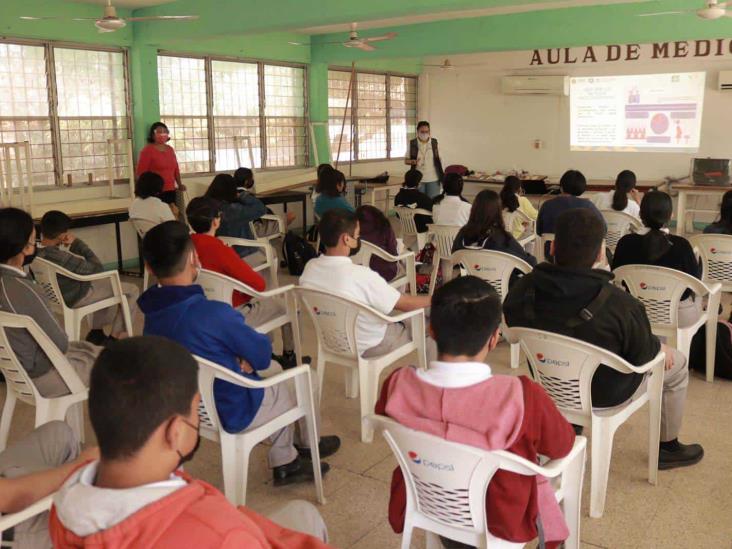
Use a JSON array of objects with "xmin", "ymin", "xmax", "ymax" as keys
[
  {"xmin": 673, "ymin": 184, "xmax": 730, "ymax": 236},
  {"xmin": 353, "ymin": 180, "xmax": 405, "ymax": 210}
]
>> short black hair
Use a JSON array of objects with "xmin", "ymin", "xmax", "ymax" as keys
[
  {"xmin": 0, "ymin": 208, "xmax": 34, "ymax": 263},
  {"xmin": 404, "ymin": 169, "xmax": 423, "ymax": 188},
  {"xmin": 233, "ymin": 167, "xmax": 254, "ymax": 188},
  {"xmin": 186, "ymin": 197, "xmax": 223, "ymax": 234},
  {"xmin": 442, "ymin": 172, "xmax": 464, "ymax": 196},
  {"xmin": 135, "ymin": 171, "xmax": 165, "ymax": 199},
  {"xmin": 559, "ymin": 170, "xmax": 587, "ymax": 196},
  {"xmin": 89, "ymin": 336, "xmax": 198, "ymax": 460},
  {"xmin": 205, "ymin": 173, "xmax": 239, "ymax": 203},
  {"xmin": 553, "ymin": 209, "xmax": 606, "ymax": 268},
  {"xmin": 147, "ymin": 122, "xmax": 169, "ymax": 144},
  {"xmin": 40, "ymin": 210, "xmax": 71, "ymax": 239},
  {"xmin": 431, "ymin": 276, "xmax": 502, "ymax": 356},
  {"xmin": 319, "ymin": 208, "xmax": 357, "ymax": 248},
  {"xmin": 417, "ymin": 121, "xmax": 430, "ymax": 130},
  {"xmin": 142, "ymin": 220, "xmax": 193, "ymax": 278}
]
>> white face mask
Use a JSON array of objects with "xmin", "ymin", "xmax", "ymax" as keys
[{"xmin": 418, "ymin": 132, "xmax": 430, "ymax": 142}]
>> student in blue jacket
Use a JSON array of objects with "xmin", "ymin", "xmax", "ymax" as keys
[
  {"xmin": 137, "ymin": 221, "xmax": 340, "ymax": 486},
  {"xmin": 314, "ymin": 169, "xmax": 354, "ymax": 219}
]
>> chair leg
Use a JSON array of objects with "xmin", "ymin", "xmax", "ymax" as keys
[
  {"xmin": 705, "ymin": 299, "xmax": 720, "ymax": 382},
  {"xmin": 589, "ymin": 418, "xmax": 617, "ymax": 518},
  {"xmin": 401, "ymin": 521, "xmax": 416, "ymax": 549},
  {"xmin": 647, "ymin": 369, "xmax": 663, "ymax": 486},
  {"xmin": 219, "ymin": 435, "xmax": 242, "ymax": 506},
  {"xmin": 344, "ymin": 368, "xmax": 359, "ymax": 399},
  {"xmin": 428, "ymin": 255, "xmax": 440, "ymax": 297},
  {"xmin": 510, "ymin": 342, "xmax": 520, "ymax": 369},
  {"xmin": 0, "ymin": 391, "xmax": 17, "ymax": 452},
  {"xmin": 424, "ymin": 531, "xmax": 440, "ymax": 549},
  {"xmin": 315, "ymin": 352, "xmax": 326, "ymax": 406},
  {"xmin": 237, "ymin": 438, "xmax": 250, "ymax": 507},
  {"xmin": 359, "ymin": 365, "xmax": 376, "ymax": 443},
  {"xmin": 561, "ymin": 444, "xmax": 586, "ymax": 549}
]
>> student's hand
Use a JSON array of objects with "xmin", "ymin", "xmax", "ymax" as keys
[
  {"xmin": 661, "ymin": 344, "xmax": 674, "ymax": 371},
  {"xmin": 177, "ymin": 183, "xmax": 187, "ymax": 192},
  {"xmin": 76, "ymin": 446, "xmax": 100, "ymax": 464},
  {"xmin": 61, "ymin": 233, "xmax": 76, "ymax": 246},
  {"xmin": 630, "ymin": 188, "xmax": 642, "ymax": 204},
  {"xmin": 238, "ymin": 358, "xmax": 254, "ymax": 374},
  {"xmin": 405, "ymin": 159, "xmax": 417, "ymax": 166}
]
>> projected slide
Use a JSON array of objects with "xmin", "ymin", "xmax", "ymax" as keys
[{"xmin": 570, "ymin": 72, "xmax": 706, "ymax": 152}]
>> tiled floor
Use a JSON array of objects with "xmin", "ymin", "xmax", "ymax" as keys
[{"xmin": 2, "ymin": 272, "xmax": 732, "ymax": 548}]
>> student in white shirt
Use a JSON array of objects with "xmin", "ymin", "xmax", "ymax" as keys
[
  {"xmin": 596, "ymin": 170, "xmax": 641, "ymax": 219},
  {"xmin": 300, "ymin": 208, "xmax": 431, "ymax": 358},
  {"xmin": 432, "ymin": 173, "xmax": 472, "ymax": 227},
  {"xmin": 128, "ymin": 172, "xmax": 177, "ymax": 224}
]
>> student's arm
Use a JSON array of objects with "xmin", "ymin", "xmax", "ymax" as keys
[
  {"xmin": 67, "ymin": 238, "xmax": 103, "ymax": 274},
  {"xmin": 338, "ymin": 197, "xmax": 355, "ymax": 213},
  {"xmin": 222, "ymin": 245, "xmax": 266, "ymax": 292},
  {"xmin": 620, "ymin": 300, "xmax": 662, "ymax": 366},
  {"xmin": 385, "ymin": 227, "xmax": 398, "ymax": 256},
  {"xmin": 418, "ymin": 194, "xmax": 433, "ymax": 212},
  {"xmin": 237, "ymin": 193, "xmax": 267, "ymax": 221},
  {"xmin": 610, "ymin": 236, "xmax": 631, "ymax": 270},
  {"xmin": 220, "ymin": 306, "xmax": 272, "ymax": 371},
  {"xmin": 394, "ymin": 293, "xmax": 431, "ymax": 312},
  {"xmin": 521, "ymin": 377, "xmax": 575, "ymax": 459},
  {"xmin": 677, "ymin": 237, "xmax": 702, "ymax": 279},
  {"xmin": 158, "ymin": 201, "xmax": 176, "ymax": 222},
  {"xmin": 518, "ymin": 195, "xmax": 538, "ymax": 220},
  {"xmin": 0, "ymin": 447, "xmax": 98, "ymax": 514},
  {"xmin": 535, "ymin": 205, "xmax": 545, "ymax": 235}
]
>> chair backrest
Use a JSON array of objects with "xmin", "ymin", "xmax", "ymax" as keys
[
  {"xmin": 194, "ymin": 354, "xmax": 238, "ymax": 437},
  {"xmin": 29, "ymin": 257, "xmax": 67, "ymax": 313},
  {"xmin": 197, "ymin": 269, "xmax": 254, "ymax": 305},
  {"xmin": 537, "ymin": 233, "xmax": 555, "ymax": 263},
  {"xmin": 451, "ymin": 249, "xmax": 532, "ymax": 301},
  {"xmin": 427, "ymin": 224, "xmax": 460, "ymax": 260},
  {"xmin": 129, "ymin": 217, "xmax": 158, "ymax": 239},
  {"xmin": 508, "ymin": 327, "xmax": 636, "ymax": 417},
  {"xmin": 612, "ymin": 264, "xmax": 708, "ymax": 328},
  {"xmin": 600, "ymin": 210, "xmax": 641, "ymax": 250},
  {"xmin": 689, "ymin": 233, "xmax": 732, "ymax": 288},
  {"xmin": 395, "ymin": 206, "xmax": 431, "ymax": 237},
  {"xmin": 350, "ymin": 240, "xmax": 394, "ymax": 270},
  {"xmin": 368, "ymin": 414, "xmax": 556, "ymax": 536},
  {"xmin": 0, "ymin": 311, "xmax": 85, "ymax": 407}
]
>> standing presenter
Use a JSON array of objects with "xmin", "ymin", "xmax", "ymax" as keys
[
  {"xmin": 136, "ymin": 122, "xmax": 186, "ymax": 208},
  {"xmin": 405, "ymin": 120, "xmax": 444, "ymax": 199}
]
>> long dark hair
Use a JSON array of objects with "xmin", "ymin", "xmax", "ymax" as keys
[
  {"xmin": 205, "ymin": 174, "xmax": 239, "ymax": 203},
  {"xmin": 147, "ymin": 122, "xmax": 170, "ymax": 144},
  {"xmin": 612, "ymin": 170, "xmax": 636, "ymax": 211},
  {"xmin": 461, "ymin": 190, "xmax": 508, "ymax": 243},
  {"xmin": 500, "ymin": 176, "xmax": 521, "ymax": 213},
  {"xmin": 356, "ymin": 205, "xmax": 392, "ymax": 239},
  {"xmin": 718, "ymin": 190, "xmax": 732, "ymax": 230},
  {"xmin": 639, "ymin": 191, "xmax": 673, "ymax": 262},
  {"xmin": 434, "ymin": 172, "xmax": 465, "ymax": 205},
  {"xmin": 319, "ymin": 169, "xmax": 346, "ymax": 198}
]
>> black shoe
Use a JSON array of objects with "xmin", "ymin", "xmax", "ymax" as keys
[
  {"xmin": 273, "ymin": 351, "xmax": 312, "ymax": 370},
  {"xmin": 85, "ymin": 329, "xmax": 116, "ymax": 347},
  {"xmin": 272, "ymin": 456, "xmax": 330, "ymax": 487},
  {"xmin": 659, "ymin": 440, "xmax": 704, "ymax": 470},
  {"xmin": 296, "ymin": 435, "xmax": 341, "ymax": 460},
  {"xmin": 572, "ymin": 424, "xmax": 584, "ymax": 436},
  {"xmin": 439, "ymin": 535, "xmax": 475, "ymax": 548}
]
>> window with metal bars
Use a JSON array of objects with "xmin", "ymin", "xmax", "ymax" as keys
[
  {"xmin": 328, "ymin": 69, "xmax": 417, "ymax": 162},
  {"xmin": 0, "ymin": 40, "xmax": 132, "ymax": 189},
  {"xmin": 157, "ymin": 53, "xmax": 309, "ymax": 174}
]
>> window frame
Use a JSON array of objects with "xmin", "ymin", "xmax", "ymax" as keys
[
  {"xmin": 0, "ymin": 37, "xmax": 133, "ymax": 189},
  {"xmin": 328, "ymin": 66, "xmax": 418, "ymax": 163},
  {"xmin": 158, "ymin": 50, "xmax": 310, "ymax": 174}
]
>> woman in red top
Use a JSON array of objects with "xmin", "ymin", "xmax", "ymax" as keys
[{"xmin": 136, "ymin": 122, "xmax": 185, "ymax": 204}]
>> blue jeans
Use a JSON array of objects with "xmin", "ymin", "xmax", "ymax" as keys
[{"xmin": 419, "ymin": 180, "xmax": 441, "ymax": 199}]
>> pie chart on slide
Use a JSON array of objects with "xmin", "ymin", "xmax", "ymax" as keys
[{"xmin": 651, "ymin": 113, "xmax": 670, "ymax": 135}]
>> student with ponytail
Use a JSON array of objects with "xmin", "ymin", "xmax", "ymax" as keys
[
  {"xmin": 500, "ymin": 176, "xmax": 538, "ymax": 239},
  {"xmin": 600, "ymin": 170, "xmax": 641, "ymax": 218},
  {"xmin": 612, "ymin": 191, "xmax": 702, "ymax": 327}
]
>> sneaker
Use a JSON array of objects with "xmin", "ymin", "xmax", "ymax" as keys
[
  {"xmin": 659, "ymin": 440, "xmax": 704, "ymax": 470},
  {"xmin": 272, "ymin": 456, "xmax": 330, "ymax": 487},
  {"xmin": 273, "ymin": 351, "xmax": 312, "ymax": 370},
  {"xmin": 296, "ymin": 435, "xmax": 341, "ymax": 460}
]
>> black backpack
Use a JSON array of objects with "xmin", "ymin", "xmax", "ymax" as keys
[
  {"xmin": 281, "ymin": 231, "xmax": 317, "ymax": 276},
  {"xmin": 689, "ymin": 319, "xmax": 732, "ymax": 380}
]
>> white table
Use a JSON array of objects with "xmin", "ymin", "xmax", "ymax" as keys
[{"xmin": 673, "ymin": 184, "xmax": 728, "ymax": 236}]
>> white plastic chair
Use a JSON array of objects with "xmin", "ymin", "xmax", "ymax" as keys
[
  {"xmin": 218, "ymin": 236, "xmax": 279, "ymax": 289},
  {"xmin": 506, "ymin": 209, "xmax": 538, "ymax": 250},
  {"xmin": 506, "ymin": 327, "xmax": 664, "ymax": 518},
  {"xmin": 196, "ymin": 269, "xmax": 302, "ymax": 363},
  {"xmin": 367, "ymin": 414, "xmax": 587, "ymax": 549},
  {"xmin": 600, "ymin": 210, "xmax": 641, "ymax": 253},
  {"xmin": 250, "ymin": 213, "xmax": 285, "ymax": 262},
  {"xmin": 0, "ymin": 494, "xmax": 53, "ymax": 544},
  {"xmin": 689, "ymin": 233, "xmax": 732, "ymax": 293},
  {"xmin": 129, "ymin": 217, "xmax": 158, "ymax": 290},
  {"xmin": 351, "ymin": 240, "xmax": 417, "ymax": 296},
  {"xmin": 426, "ymin": 224, "xmax": 461, "ymax": 296},
  {"xmin": 194, "ymin": 355, "xmax": 324, "ymax": 506},
  {"xmin": 451, "ymin": 250, "xmax": 533, "ymax": 369},
  {"xmin": 395, "ymin": 206, "xmax": 432, "ymax": 252},
  {"xmin": 535, "ymin": 233, "xmax": 555, "ymax": 263},
  {"xmin": 0, "ymin": 312, "xmax": 88, "ymax": 451},
  {"xmin": 30, "ymin": 257, "xmax": 133, "ymax": 341},
  {"xmin": 295, "ymin": 287, "xmax": 427, "ymax": 443},
  {"xmin": 613, "ymin": 264, "xmax": 721, "ymax": 382}
]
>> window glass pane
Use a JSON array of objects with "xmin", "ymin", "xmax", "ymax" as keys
[
  {"xmin": 389, "ymin": 76, "xmax": 417, "ymax": 158},
  {"xmin": 355, "ymin": 73, "xmax": 387, "ymax": 160},
  {"xmin": 0, "ymin": 42, "xmax": 54, "ymax": 187},
  {"xmin": 211, "ymin": 60, "xmax": 261, "ymax": 170},
  {"xmin": 158, "ymin": 55, "xmax": 210, "ymax": 173},
  {"xmin": 55, "ymin": 48, "xmax": 129, "ymax": 184},
  {"xmin": 327, "ymin": 70, "xmax": 354, "ymax": 162},
  {"xmin": 264, "ymin": 64, "xmax": 306, "ymax": 168}
]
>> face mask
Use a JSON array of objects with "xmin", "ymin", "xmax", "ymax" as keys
[
  {"xmin": 191, "ymin": 252, "xmax": 201, "ymax": 282},
  {"xmin": 154, "ymin": 132, "xmax": 169, "ymax": 145},
  {"xmin": 22, "ymin": 247, "xmax": 36, "ymax": 266},
  {"xmin": 418, "ymin": 132, "xmax": 430, "ymax": 142},
  {"xmin": 348, "ymin": 236, "xmax": 362, "ymax": 257},
  {"xmin": 176, "ymin": 417, "xmax": 201, "ymax": 469}
]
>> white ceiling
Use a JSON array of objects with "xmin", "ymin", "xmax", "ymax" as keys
[
  {"xmin": 298, "ymin": 0, "xmax": 655, "ymax": 34},
  {"xmin": 71, "ymin": 0, "xmax": 176, "ymax": 8}
]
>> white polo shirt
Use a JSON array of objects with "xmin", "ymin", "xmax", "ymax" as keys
[
  {"xmin": 596, "ymin": 191, "xmax": 641, "ymax": 219},
  {"xmin": 432, "ymin": 195, "xmax": 472, "ymax": 227},
  {"xmin": 128, "ymin": 197, "xmax": 176, "ymax": 224},
  {"xmin": 300, "ymin": 255, "xmax": 401, "ymax": 353}
]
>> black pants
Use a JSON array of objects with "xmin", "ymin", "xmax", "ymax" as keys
[{"xmin": 160, "ymin": 190, "xmax": 177, "ymax": 204}]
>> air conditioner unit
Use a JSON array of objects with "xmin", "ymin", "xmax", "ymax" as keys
[
  {"xmin": 718, "ymin": 70, "xmax": 732, "ymax": 91},
  {"xmin": 501, "ymin": 75, "xmax": 569, "ymax": 96}
]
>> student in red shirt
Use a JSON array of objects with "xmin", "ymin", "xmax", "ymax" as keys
[
  {"xmin": 186, "ymin": 197, "xmax": 307, "ymax": 370},
  {"xmin": 136, "ymin": 122, "xmax": 185, "ymax": 205}
]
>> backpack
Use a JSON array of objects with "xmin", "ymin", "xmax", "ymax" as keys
[
  {"xmin": 689, "ymin": 319, "xmax": 732, "ymax": 379},
  {"xmin": 281, "ymin": 231, "xmax": 317, "ymax": 276}
]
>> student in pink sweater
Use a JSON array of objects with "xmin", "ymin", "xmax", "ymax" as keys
[{"xmin": 376, "ymin": 276, "xmax": 575, "ymax": 548}]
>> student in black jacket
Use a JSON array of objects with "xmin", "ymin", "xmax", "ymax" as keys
[
  {"xmin": 452, "ymin": 190, "xmax": 536, "ymax": 268},
  {"xmin": 504, "ymin": 208, "xmax": 703, "ymax": 470},
  {"xmin": 394, "ymin": 169, "xmax": 433, "ymax": 233},
  {"xmin": 612, "ymin": 191, "xmax": 702, "ymax": 327}
]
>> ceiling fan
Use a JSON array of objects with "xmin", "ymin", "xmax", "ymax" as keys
[
  {"xmin": 638, "ymin": 0, "xmax": 731, "ymax": 19},
  {"xmin": 289, "ymin": 23, "xmax": 397, "ymax": 52},
  {"xmin": 423, "ymin": 59, "xmax": 456, "ymax": 70},
  {"xmin": 20, "ymin": 0, "xmax": 199, "ymax": 33}
]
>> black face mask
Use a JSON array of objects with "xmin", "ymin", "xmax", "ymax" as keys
[
  {"xmin": 176, "ymin": 418, "xmax": 201, "ymax": 469},
  {"xmin": 22, "ymin": 248, "xmax": 37, "ymax": 266},
  {"xmin": 348, "ymin": 237, "xmax": 362, "ymax": 257}
]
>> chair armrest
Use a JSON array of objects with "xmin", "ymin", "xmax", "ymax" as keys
[
  {"xmin": 219, "ymin": 364, "xmax": 312, "ymax": 390},
  {"xmin": 218, "ymin": 236, "xmax": 269, "ymax": 251},
  {"xmin": 253, "ymin": 284, "xmax": 295, "ymax": 299},
  {"xmin": 367, "ymin": 246, "xmax": 416, "ymax": 264},
  {"xmin": 0, "ymin": 494, "xmax": 54, "ymax": 533},
  {"xmin": 376, "ymin": 307, "xmax": 425, "ymax": 324},
  {"xmin": 532, "ymin": 436, "xmax": 588, "ymax": 478},
  {"xmin": 53, "ymin": 268, "xmax": 121, "ymax": 284},
  {"xmin": 624, "ymin": 350, "xmax": 665, "ymax": 375}
]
